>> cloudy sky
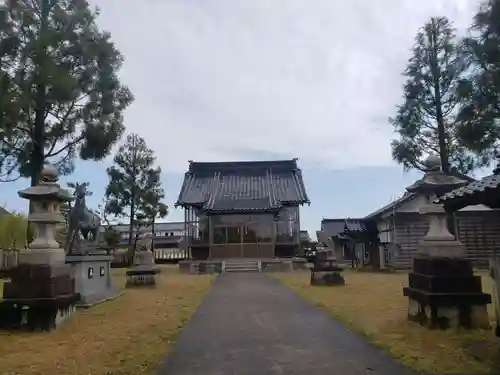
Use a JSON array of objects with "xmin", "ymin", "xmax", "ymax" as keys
[{"xmin": 2, "ymin": 0, "xmax": 486, "ymax": 234}]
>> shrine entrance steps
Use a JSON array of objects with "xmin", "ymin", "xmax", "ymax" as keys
[{"xmin": 223, "ymin": 259, "xmax": 260, "ymax": 272}]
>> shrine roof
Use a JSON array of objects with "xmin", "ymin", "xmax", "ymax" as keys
[
  {"xmin": 320, "ymin": 218, "xmax": 366, "ymax": 241},
  {"xmin": 175, "ymin": 159, "xmax": 309, "ymax": 212},
  {"xmin": 436, "ymin": 171, "xmax": 500, "ymax": 210}
]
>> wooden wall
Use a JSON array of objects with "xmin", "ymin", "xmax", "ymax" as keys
[
  {"xmin": 393, "ymin": 213, "xmax": 428, "ymax": 268},
  {"xmin": 388, "ymin": 211, "xmax": 500, "ymax": 269},
  {"xmin": 456, "ymin": 210, "xmax": 500, "ymax": 268}
]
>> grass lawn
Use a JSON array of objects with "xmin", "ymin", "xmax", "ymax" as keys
[
  {"xmin": 0, "ymin": 265, "xmax": 214, "ymax": 375},
  {"xmin": 274, "ymin": 270, "xmax": 500, "ymax": 374}
]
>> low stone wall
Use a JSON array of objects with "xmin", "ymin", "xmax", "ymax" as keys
[
  {"xmin": 178, "ymin": 260, "xmax": 223, "ymax": 275},
  {"xmin": 178, "ymin": 258, "xmax": 308, "ymax": 274},
  {"xmin": 261, "ymin": 258, "xmax": 308, "ymax": 273}
]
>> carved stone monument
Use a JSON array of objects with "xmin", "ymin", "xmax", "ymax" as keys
[
  {"xmin": 403, "ymin": 155, "xmax": 491, "ymax": 329},
  {"xmin": 0, "ymin": 165, "xmax": 78, "ymax": 331},
  {"xmin": 64, "ymin": 182, "xmax": 119, "ymax": 307},
  {"xmin": 126, "ymin": 234, "xmax": 160, "ymax": 287}
]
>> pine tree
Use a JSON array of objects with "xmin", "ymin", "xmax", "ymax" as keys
[
  {"xmin": 0, "ymin": 0, "xmax": 133, "ymax": 185},
  {"xmin": 104, "ymin": 133, "xmax": 166, "ymax": 259},
  {"xmin": 455, "ymin": 0, "xmax": 500, "ymax": 162},
  {"xmin": 138, "ymin": 171, "xmax": 168, "ymax": 251},
  {"xmin": 390, "ymin": 16, "xmax": 480, "ymax": 174}
]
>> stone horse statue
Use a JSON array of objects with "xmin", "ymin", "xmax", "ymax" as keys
[{"xmin": 65, "ymin": 182, "xmax": 102, "ymax": 254}]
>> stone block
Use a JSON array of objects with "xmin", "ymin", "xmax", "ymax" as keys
[
  {"xmin": 310, "ymin": 269, "xmax": 345, "ymax": 286},
  {"xmin": 0, "ymin": 263, "xmax": 77, "ymax": 331}
]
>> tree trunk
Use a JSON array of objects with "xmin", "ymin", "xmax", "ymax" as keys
[
  {"xmin": 151, "ymin": 216, "xmax": 156, "ymax": 252},
  {"xmin": 127, "ymin": 135, "xmax": 137, "ymax": 265},
  {"xmin": 429, "ymin": 19, "xmax": 456, "ymax": 234},
  {"xmin": 27, "ymin": 0, "xmax": 50, "ymax": 240},
  {"xmin": 430, "ymin": 18, "xmax": 450, "ymax": 174}
]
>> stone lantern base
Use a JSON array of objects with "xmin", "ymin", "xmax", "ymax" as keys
[
  {"xmin": 125, "ymin": 251, "xmax": 160, "ymax": 287},
  {"xmin": 310, "ymin": 251, "xmax": 345, "ymax": 286},
  {"xmin": 403, "ymin": 256, "xmax": 491, "ymax": 329},
  {"xmin": 0, "ymin": 263, "xmax": 78, "ymax": 331}
]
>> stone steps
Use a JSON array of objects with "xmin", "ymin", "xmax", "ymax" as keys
[{"xmin": 224, "ymin": 260, "xmax": 260, "ymax": 273}]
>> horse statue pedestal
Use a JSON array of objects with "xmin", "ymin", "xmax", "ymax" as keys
[
  {"xmin": 64, "ymin": 182, "xmax": 120, "ymax": 307},
  {"xmin": 66, "ymin": 249, "xmax": 120, "ymax": 308}
]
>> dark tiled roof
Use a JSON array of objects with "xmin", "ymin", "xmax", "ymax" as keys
[
  {"xmin": 299, "ymin": 230, "xmax": 311, "ymax": 242},
  {"xmin": 363, "ymin": 193, "xmax": 415, "ymax": 220},
  {"xmin": 320, "ymin": 219, "xmax": 346, "ymax": 237},
  {"xmin": 320, "ymin": 218, "xmax": 365, "ymax": 241},
  {"xmin": 344, "ymin": 220, "xmax": 366, "ymax": 233},
  {"xmin": 176, "ymin": 159, "xmax": 309, "ymax": 212},
  {"xmin": 362, "ymin": 171, "xmax": 475, "ymax": 220},
  {"xmin": 436, "ymin": 173, "xmax": 500, "ymax": 209}
]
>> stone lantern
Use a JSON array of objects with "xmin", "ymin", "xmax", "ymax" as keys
[
  {"xmin": 18, "ymin": 164, "xmax": 75, "ymax": 263},
  {"xmin": 402, "ymin": 155, "xmax": 491, "ymax": 329},
  {"xmin": 0, "ymin": 164, "xmax": 78, "ymax": 331}
]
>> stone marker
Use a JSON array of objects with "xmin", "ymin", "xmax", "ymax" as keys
[
  {"xmin": 126, "ymin": 234, "xmax": 160, "ymax": 287},
  {"xmin": 0, "ymin": 164, "xmax": 78, "ymax": 331},
  {"xmin": 403, "ymin": 155, "xmax": 491, "ymax": 329}
]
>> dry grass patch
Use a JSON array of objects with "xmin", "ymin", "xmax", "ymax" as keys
[
  {"xmin": 0, "ymin": 266, "xmax": 214, "ymax": 375},
  {"xmin": 274, "ymin": 270, "xmax": 500, "ymax": 374}
]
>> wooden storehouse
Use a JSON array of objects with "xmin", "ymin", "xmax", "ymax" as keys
[
  {"xmin": 364, "ymin": 180, "xmax": 499, "ymax": 269},
  {"xmin": 175, "ymin": 159, "xmax": 310, "ymax": 259}
]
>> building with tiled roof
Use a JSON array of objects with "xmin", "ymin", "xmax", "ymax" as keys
[{"xmin": 175, "ymin": 159, "xmax": 309, "ymax": 259}]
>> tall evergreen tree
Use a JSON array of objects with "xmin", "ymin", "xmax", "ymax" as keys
[
  {"xmin": 0, "ymin": 0, "xmax": 133, "ymax": 185},
  {"xmin": 104, "ymin": 133, "xmax": 165, "ymax": 257},
  {"xmin": 390, "ymin": 16, "xmax": 480, "ymax": 174},
  {"xmin": 455, "ymin": 0, "xmax": 500, "ymax": 162}
]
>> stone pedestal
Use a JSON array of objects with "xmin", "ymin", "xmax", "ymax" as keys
[
  {"xmin": 66, "ymin": 254, "xmax": 120, "ymax": 307},
  {"xmin": 0, "ymin": 262, "xmax": 77, "ymax": 331},
  {"xmin": 126, "ymin": 250, "xmax": 160, "ymax": 287},
  {"xmin": 310, "ymin": 266, "xmax": 345, "ymax": 286},
  {"xmin": 403, "ymin": 256, "xmax": 491, "ymax": 329}
]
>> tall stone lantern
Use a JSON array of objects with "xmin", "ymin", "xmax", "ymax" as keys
[
  {"xmin": 402, "ymin": 155, "xmax": 491, "ymax": 329},
  {"xmin": 0, "ymin": 164, "xmax": 78, "ymax": 331}
]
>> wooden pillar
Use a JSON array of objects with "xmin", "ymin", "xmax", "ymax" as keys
[
  {"xmin": 272, "ymin": 216, "xmax": 277, "ymax": 258},
  {"xmin": 208, "ymin": 215, "xmax": 213, "ymax": 259},
  {"xmin": 184, "ymin": 208, "xmax": 190, "ymax": 260},
  {"xmin": 296, "ymin": 207, "xmax": 300, "ymax": 255}
]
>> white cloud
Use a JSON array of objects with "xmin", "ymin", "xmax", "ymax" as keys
[{"xmin": 89, "ymin": 0, "xmax": 480, "ymax": 172}]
